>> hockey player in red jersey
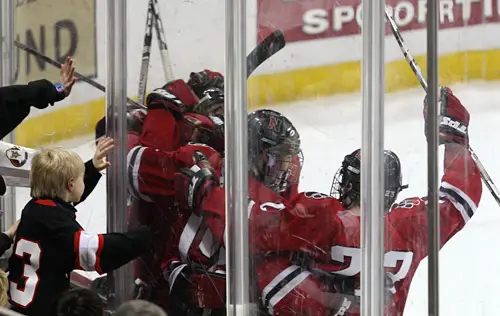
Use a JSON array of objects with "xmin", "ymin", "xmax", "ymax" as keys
[
  {"xmin": 174, "ymin": 109, "xmax": 356, "ymax": 315},
  {"xmin": 263, "ymin": 87, "xmax": 481, "ymax": 316},
  {"xmin": 91, "ymin": 71, "xmax": 225, "ymax": 309},
  {"xmin": 161, "ymin": 112, "xmax": 305, "ymax": 316},
  {"xmin": 176, "ymin": 87, "xmax": 482, "ymax": 315},
  {"xmin": 175, "ymin": 109, "xmax": 303, "ymax": 250},
  {"xmin": 126, "ymin": 77, "xmax": 227, "ymax": 313},
  {"xmin": 124, "ymin": 79, "xmax": 200, "ymax": 309},
  {"xmin": 129, "ymin": 125, "xmax": 225, "ymax": 315},
  {"xmin": 255, "ymin": 88, "xmax": 482, "ymax": 316}
]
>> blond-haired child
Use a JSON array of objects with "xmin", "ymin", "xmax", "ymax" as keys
[{"xmin": 8, "ymin": 138, "xmax": 151, "ymax": 316}]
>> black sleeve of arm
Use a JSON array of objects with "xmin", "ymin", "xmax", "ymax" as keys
[
  {"xmin": 98, "ymin": 226, "xmax": 152, "ymax": 273},
  {"xmin": 44, "ymin": 207, "xmax": 149, "ymax": 274},
  {"xmin": 0, "ymin": 233, "xmax": 12, "ymax": 257},
  {"xmin": 0, "ymin": 79, "xmax": 65, "ymax": 139},
  {"xmin": 76, "ymin": 160, "xmax": 102, "ymax": 204}
]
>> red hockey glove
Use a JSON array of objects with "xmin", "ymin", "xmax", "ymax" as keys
[
  {"xmin": 175, "ymin": 151, "xmax": 217, "ymax": 214},
  {"xmin": 147, "ymin": 79, "xmax": 199, "ymax": 114},
  {"xmin": 127, "ymin": 109, "xmax": 147, "ymax": 134},
  {"xmin": 187, "ymin": 69, "xmax": 224, "ymax": 99},
  {"xmin": 184, "ymin": 113, "xmax": 225, "ymax": 153},
  {"xmin": 424, "ymin": 86, "xmax": 469, "ymax": 146}
]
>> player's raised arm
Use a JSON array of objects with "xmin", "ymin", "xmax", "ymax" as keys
[
  {"xmin": 390, "ymin": 87, "xmax": 482, "ymax": 244},
  {"xmin": 431, "ymin": 87, "xmax": 482, "ymax": 237}
]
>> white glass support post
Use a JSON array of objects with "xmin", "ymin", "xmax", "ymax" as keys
[
  {"xmin": 105, "ymin": 0, "xmax": 132, "ymax": 308},
  {"xmin": 224, "ymin": 0, "xmax": 250, "ymax": 315},
  {"xmin": 360, "ymin": 1, "xmax": 385, "ymax": 315},
  {"xmin": 0, "ymin": 0, "xmax": 16, "ymax": 235},
  {"xmin": 426, "ymin": 0, "xmax": 440, "ymax": 314}
]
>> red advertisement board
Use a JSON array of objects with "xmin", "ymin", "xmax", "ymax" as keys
[{"xmin": 257, "ymin": 0, "xmax": 500, "ymax": 43}]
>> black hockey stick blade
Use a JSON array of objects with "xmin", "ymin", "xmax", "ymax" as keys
[
  {"xmin": 247, "ymin": 29, "xmax": 286, "ymax": 78},
  {"xmin": 14, "ymin": 41, "xmax": 145, "ymax": 109}
]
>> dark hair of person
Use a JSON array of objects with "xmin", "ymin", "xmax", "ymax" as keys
[{"xmin": 56, "ymin": 288, "xmax": 105, "ymax": 316}]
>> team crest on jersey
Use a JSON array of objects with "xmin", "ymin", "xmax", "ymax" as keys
[
  {"xmin": 304, "ymin": 191, "xmax": 329, "ymax": 199},
  {"xmin": 268, "ymin": 116, "xmax": 282, "ymax": 133},
  {"xmin": 6, "ymin": 146, "xmax": 28, "ymax": 167}
]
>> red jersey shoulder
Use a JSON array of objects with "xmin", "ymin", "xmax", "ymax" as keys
[
  {"xmin": 290, "ymin": 191, "xmax": 343, "ymax": 218},
  {"xmin": 390, "ymin": 197, "xmax": 426, "ymax": 212},
  {"xmin": 249, "ymin": 177, "xmax": 285, "ymax": 204},
  {"xmin": 387, "ymin": 196, "xmax": 427, "ymax": 225}
]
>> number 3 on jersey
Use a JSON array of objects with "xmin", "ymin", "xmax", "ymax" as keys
[
  {"xmin": 332, "ymin": 246, "xmax": 413, "ymax": 291},
  {"xmin": 10, "ymin": 239, "xmax": 41, "ymax": 307}
]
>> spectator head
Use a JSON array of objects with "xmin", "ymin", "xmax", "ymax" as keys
[
  {"xmin": 0, "ymin": 269, "xmax": 9, "ymax": 307},
  {"xmin": 30, "ymin": 146, "xmax": 85, "ymax": 203},
  {"xmin": 56, "ymin": 288, "xmax": 104, "ymax": 316},
  {"xmin": 115, "ymin": 300, "xmax": 167, "ymax": 316}
]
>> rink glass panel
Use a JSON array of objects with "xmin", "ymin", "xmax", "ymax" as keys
[
  {"xmin": 6, "ymin": 0, "xmax": 499, "ymax": 314},
  {"xmin": 248, "ymin": 0, "xmax": 498, "ymax": 315}
]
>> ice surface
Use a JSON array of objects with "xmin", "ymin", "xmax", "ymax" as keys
[
  {"xmin": 276, "ymin": 81, "xmax": 500, "ymax": 316},
  {"xmin": 14, "ymin": 81, "xmax": 500, "ymax": 315}
]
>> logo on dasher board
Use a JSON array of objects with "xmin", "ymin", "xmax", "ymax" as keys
[{"xmin": 6, "ymin": 146, "xmax": 28, "ymax": 167}]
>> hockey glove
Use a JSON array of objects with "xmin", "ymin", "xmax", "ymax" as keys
[
  {"xmin": 424, "ymin": 86, "xmax": 469, "ymax": 146},
  {"xmin": 187, "ymin": 69, "xmax": 224, "ymax": 99},
  {"xmin": 164, "ymin": 261, "xmax": 226, "ymax": 310},
  {"xmin": 184, "ymin": 113, "xmax": 225, "ymax": 153},
  {"xmin": 127, "ymin": 109, "xmax": 147, "ymax": 134},
  {"xmin": 384, "ymin": 272, "xmax": 398, "ymax": 303},
  {"xmin": 163, "ymin": 260, "xmax": 193, "ymax": 300},
  {"xmin": 329, "ymin": 293, "xmax": 360, "ymax": 316},
  {"xmin": 94, "ymin": 109, "xmax": 147, "ymax": 144},
  {"xmin": 306, "ymin": 268, "xmax": 360, "ymax": 315},
  {"xmin": 147, "ymin": 79, "xmax": 199, "ymax": 114},
  {"xmin": 175, "ymin": 151, "xmax": 217, "ymax": 214}
]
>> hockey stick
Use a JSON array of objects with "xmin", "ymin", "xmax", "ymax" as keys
[
  {"xmin": 15, "ymin": 28, "xmax": 284, "ymax": 111},
  {"xmin": 137, "ymin": 0, "xmax": 155, "ymax": 105},
  {"xmin": 14, "ymin": 41, "xmax": 146, "ymax": 110},
  {"xmin": 247, "ymin": 29, "xmax": 286, "ymax": 77},
  {"xmin": 151, "ymin": 0, "xmax": 175, "ymax": 82},
  {"xmin": 384, "ymin": 8, "xmax": 500, "ymax": 206}
]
